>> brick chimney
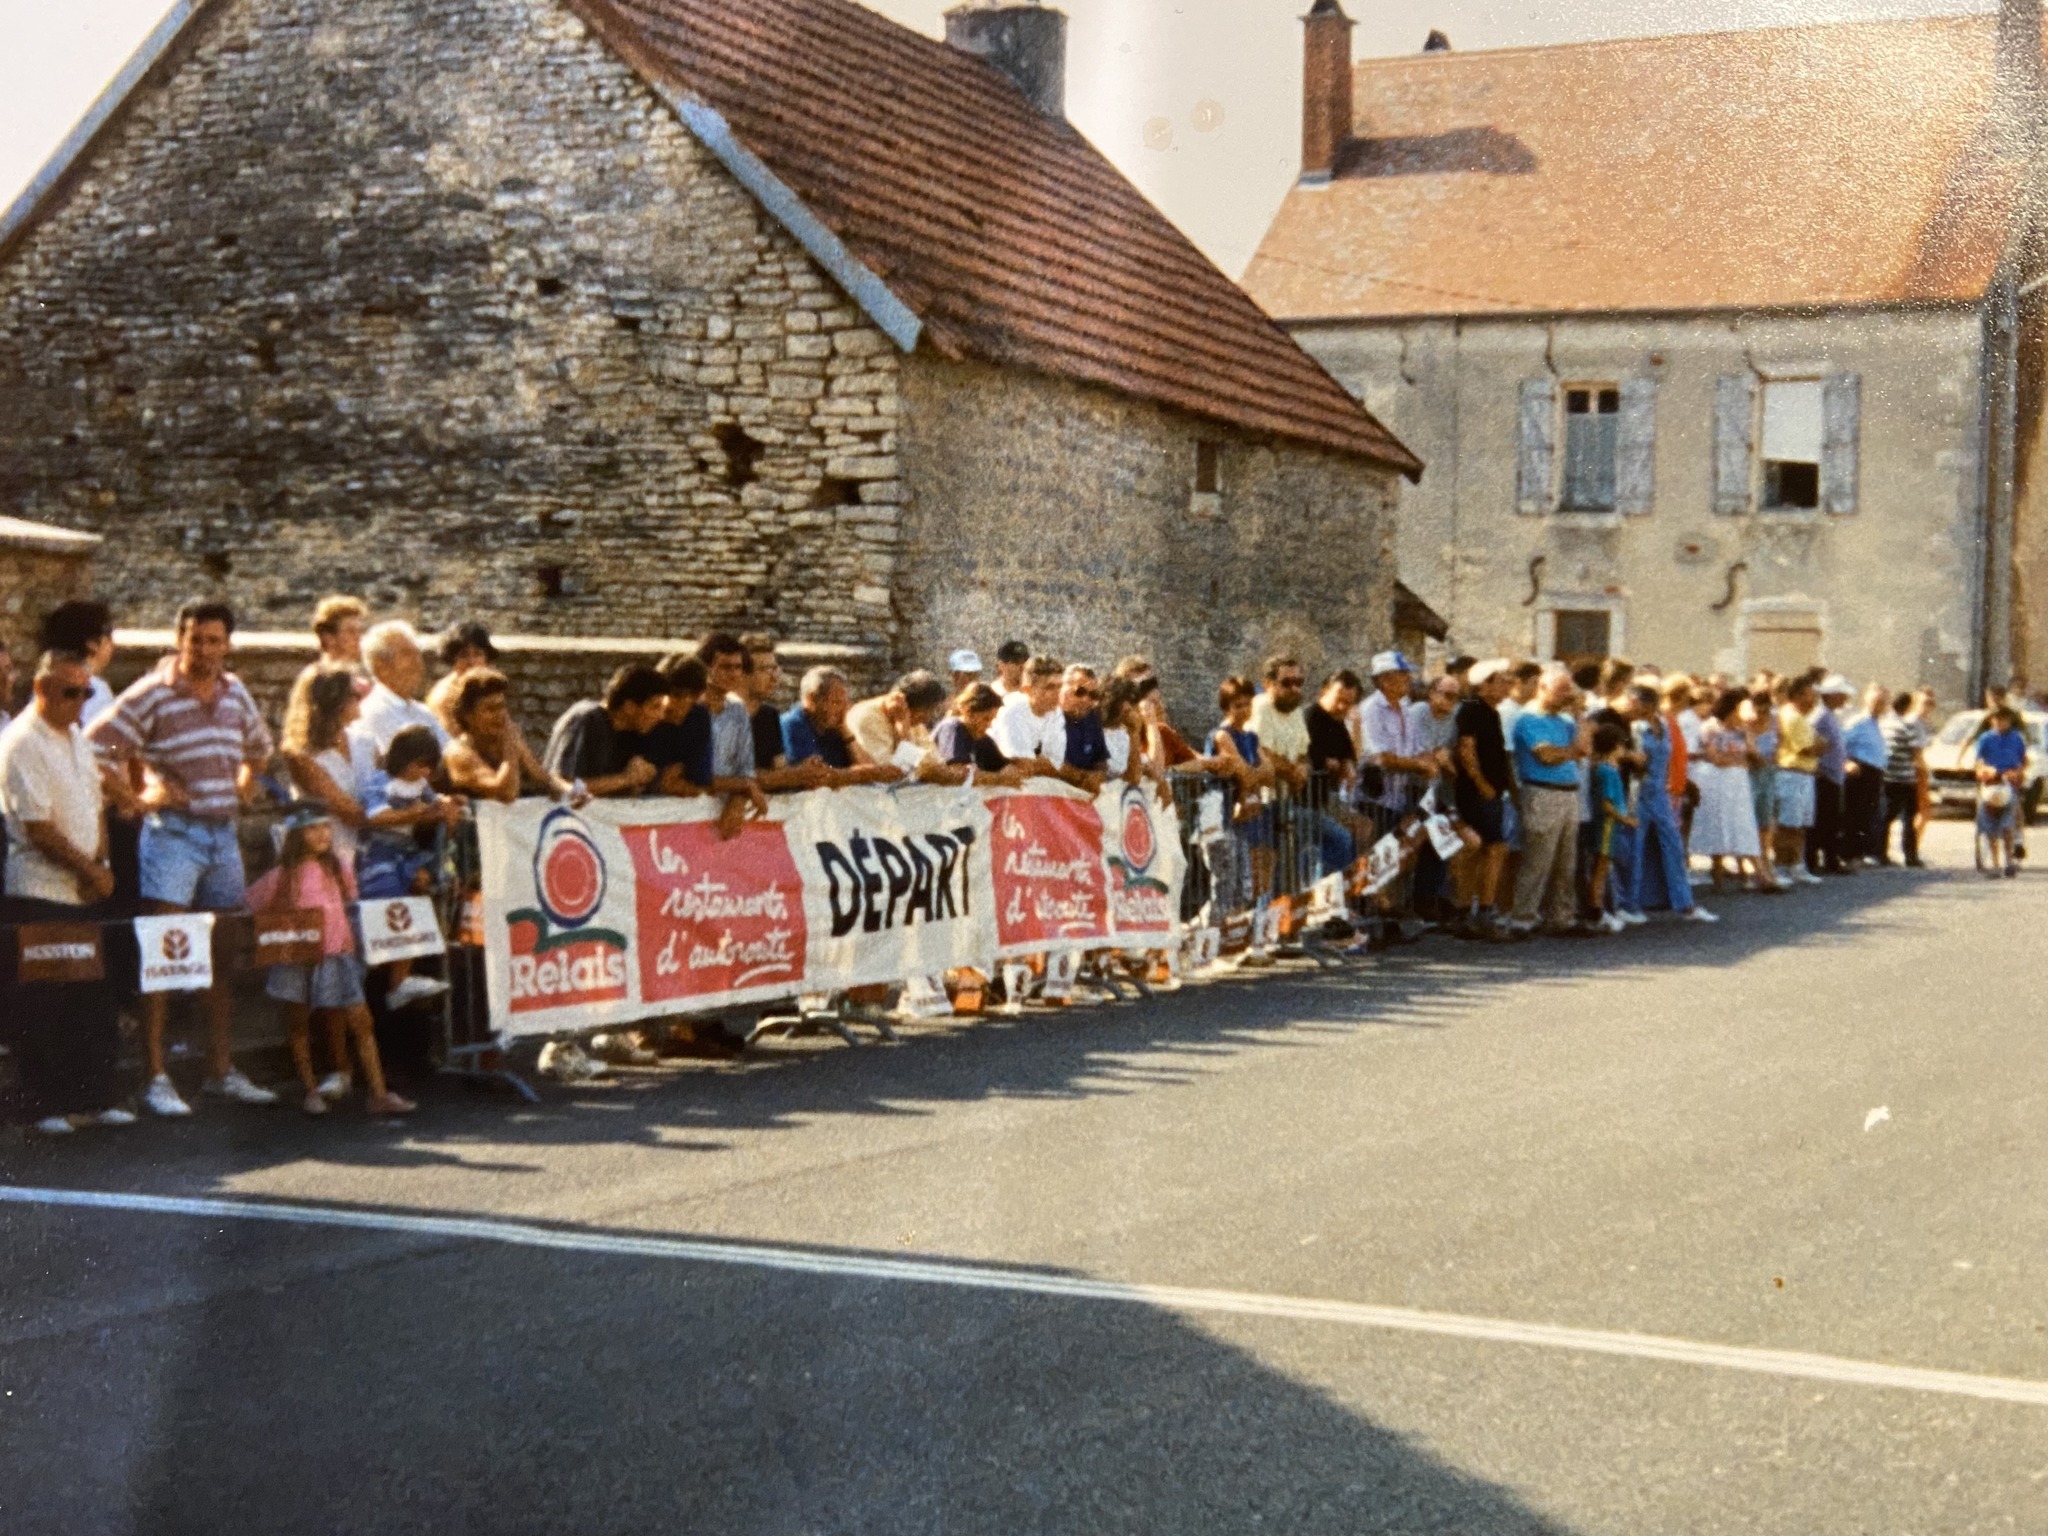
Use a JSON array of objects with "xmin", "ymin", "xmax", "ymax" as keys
[
  {"xmin": 1301, "ymin": 0, "xmax": 1355, "ymax": 184},
  {"xmin": 945, "ymin": 3, "xmax": 1067, "ymax": 120}
]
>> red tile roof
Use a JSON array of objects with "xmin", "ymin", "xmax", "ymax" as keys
[
  {"xmin": 571, "ymin": 0, "xmax": 1421, "ymax": 475},
  {"xmin": 1245, "ymin": 15, "xmax": 2031, "ymax": 321}
]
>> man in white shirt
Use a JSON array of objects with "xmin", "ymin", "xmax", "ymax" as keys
[
  {"xmin": 1247, "ymin": 654, "xmax": 1310, "ymax": 791},
  {"xmin": 992, "ymin": 654, "xmax": 1067, "ymax": 764},
  {"xmin": 0, "ymin": 650, "xmax": 129, "ymax": 1133},
  {"xmin": 352, "ymin": 621, "xmax": 448, "ymax": 776},
  {"xmin": 1358, "ymin": 652, "xmax": 1434, "ymax": 816}
]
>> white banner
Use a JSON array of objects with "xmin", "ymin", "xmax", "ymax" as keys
[
  {"xmin": 134, "ymin": 912, "xmax": 215, "ymax": 993},
  {"xmin": 475, "ymin": 780, "xmax": 1183, "ymax": 1038},
  {"xmin": 357, "ymin": 897, "xmax": 446, "ymax": 965}
]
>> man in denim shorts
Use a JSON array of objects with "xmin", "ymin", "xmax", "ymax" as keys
[{"xmin": 90, "ymin": 599, "xmax": 279, "ymax": 1116}]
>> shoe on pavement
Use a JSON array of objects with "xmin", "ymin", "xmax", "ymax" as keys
[
  {"xmin": 1615, "ymin": 908, "xmax": 1648, "ymax": 926},
  {"xmin": 315, "ymin": 1071, "xmax": 352, "ymax": 1101},
  {"xmin": 385, "ymin": 974, "xmax": 450, "ymax": 1010},
  {"xmin": 301, "ymin": 1091, "xmax": 330, "ymax": 1116},
  {"xmin": 2005, "ymin": 864, "xmax": 2020, "ymax": 879},
  {"xmin": 1598, "ymin": 912, "xmax": 1627, "ymax": 934},
  {"xmin": 204, "ymin": 1069, "xmax": 279, "ymax": 1107},
  {"xmin": 1797, "ymin": 869, "xmax": 1825, "ymax": 886},
  {"xmin": 588, "ymin": 1032, "xmax": 660, "ymax": 1067},
  {"xmin": 34, "ymin": 1115, "xmax": 76, "ymax": 1136},
  {"xmin": 144, "ymin": 1074, "xmax": 192, "ymax": 1117},
  {"xmin": 1683, "ymin": 906, "xmax": 1721, "ymax": 923},
  {"xmin": 537, "ymin": 1041, "xmax": 609, "ymax": 1082},
  {"xmin": 94, "ymin": 1108, "xmax": 137, "ymax": 1127}
]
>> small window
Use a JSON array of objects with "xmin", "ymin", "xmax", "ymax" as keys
[
  {"xmin": 1559, "ymin": 386, "xmax": 1619, "ymax": 510},
  {"xmin": 1760, "ymin": 379, "xmax": 1823, "ymax": 510},
  {"xmin": 1553, "ymin": 609, "xmax": 1611, "ymax": 665},
  {"xmin": 1194, "ymin": 440, "xmax": 1221, "ymax": 495}
]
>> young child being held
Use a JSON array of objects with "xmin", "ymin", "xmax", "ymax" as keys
[
  {"xmin": 1589, "ymin": 722, "xmax": 1639, "ymax": 935},
  {"xmin": 358, "ymin": 724, "xmax": 465, "ymax": 1010},
  {"xmin": 249, "ymin": 804, "xmax": 415, "ymax": 1116}
]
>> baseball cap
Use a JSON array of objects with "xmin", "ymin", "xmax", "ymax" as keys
[
  {"xmin": 947, "ymin": 648, "xmax": 983, "ymax": 675},
  {"xmin": 1468, "ymin": 658, "xmax": 1512, "ymax": 685},
  {"xmin": 1819, "ymin": 673, "xmax": 1853, "ymax": 697},
  {"xmin": 281, "ymin": 802, "xmax": 334, "ymax": 832},
  {"xmin": 1368, "ymin": 650, "xmax": 1414, "ymax": 678}
]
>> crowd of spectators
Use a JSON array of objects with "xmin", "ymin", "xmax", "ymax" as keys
[{"xmin": 0, "ymin": 589, "xmax": 2032, "ymax": 1134}]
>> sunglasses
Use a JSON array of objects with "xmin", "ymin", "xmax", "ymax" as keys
[
  {"xmin": 1070, "ymin": 687, "xmax": 1100, "ymax": 700},
  {"xmin": 52, "ymin": 685, "xmax": 88, "ymax": 702},
  {"xmin": 1276, "ymin": 677, "xmax": 1306, "ymax": 689}
]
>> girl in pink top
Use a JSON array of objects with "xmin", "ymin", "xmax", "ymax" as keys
[{"xmin": 248, "ymin": 805, "xmax": 413, "ymax": 1117}]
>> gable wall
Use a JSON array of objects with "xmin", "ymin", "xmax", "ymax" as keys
[
  {"xmin": 0, "ymin": 0, "xmax": 903, "ymax": 650},
  {"xmin": 896, "ymin": 353, "xmax": 1401, "ymax": 710},
  {"xmin": 1295, "ymin": 308, "xmax": 1986, "ymax": 698}
]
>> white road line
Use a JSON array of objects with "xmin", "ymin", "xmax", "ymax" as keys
[{"xmin": 6, "ymin": 1183, "xmax": 2045, "ymax": 1410}]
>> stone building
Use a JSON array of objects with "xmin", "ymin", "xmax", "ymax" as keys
[
  {"xmin": 0, "ymin": 0, "xmax": 1418, "ymax": 709},
  {"xmin": 0, "ymin": 516, "xmax": 102, "ymax": 673},
  {"xmin": 1246, "ymin": 1, "xmax": 2048, "ymax": 699}
]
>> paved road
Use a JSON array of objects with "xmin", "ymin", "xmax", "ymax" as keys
[{"xmin": 3, "ymin": 824, "xmax": 2043, "ymax": 1534}]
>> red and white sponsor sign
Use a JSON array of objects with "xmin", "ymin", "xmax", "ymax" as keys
[
  {"xmin": 987, "ymin": 788, "xmax": 1110, "ymax": 955},
  {"xmin": 625, "ymin": 820, "xmax": 806, "ymax": 1006}
]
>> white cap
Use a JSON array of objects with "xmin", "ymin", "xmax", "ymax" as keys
[
  {"xmin": 947, "ymin": 648, "xmax": 983, "ymax": 675},
  {"xmin": 1819, "ymin": 673, "xmax": 1853, "ymax": 697},
  {"xmin": 1368, "ymin": 650, "xmax": 1414, "ymax": 678},
  {"xmin": 1468, "ymin": 658, "xmax": 1512, "ymax": 685}
]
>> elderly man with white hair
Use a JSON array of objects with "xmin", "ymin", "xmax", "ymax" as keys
[{"xmin": 353, "ymin": 621, "xmax": 449, "ymax": 775}]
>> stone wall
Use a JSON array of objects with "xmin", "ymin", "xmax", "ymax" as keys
[
  {"xmin": 0, "ymin": 0, "xmax": 903, "ymax": 652},
  {"xmin": 0, "ymin": 532, "xmax": 98, "ymax": 686},
  {"xmin": 106, "ymin": 629, "xmax": 884, "ymax": 743},
  {"xmin": 1297, "ymin": 307, "xmax": 1987, "ymax": 698},
  {"xmin": 895, "ymin": 354, "xmax": 1402, "ymax": 713}
]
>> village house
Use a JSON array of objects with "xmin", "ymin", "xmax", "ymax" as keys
[
  {"xmin": 1246, "ymin": 0, "xmax": 2048, "ymax": 700},
  {"xmin": 0, "ymin": 0, "xmax": 1419, "ymax": 712}
]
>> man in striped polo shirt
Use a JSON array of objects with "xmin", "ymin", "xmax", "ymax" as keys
[{"xmin": 90, "ymin": 599, "xmax": 279, "ymax": 1117}]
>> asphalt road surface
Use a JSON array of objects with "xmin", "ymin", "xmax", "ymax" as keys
[{"xmin": 3, "ymin": 823, "xmax": 2043, "ymax": 1534}]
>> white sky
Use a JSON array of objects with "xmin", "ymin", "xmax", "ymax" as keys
[{"xmin": 0, "ymin": 0, "xmax": 1999, "ymax": 277}]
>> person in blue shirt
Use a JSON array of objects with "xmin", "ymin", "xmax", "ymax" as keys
[
  {"xmin": 1975, "ymin": 705, "xmax": 2029, "ymax": 877},
  {"xmin": 1057, "ymin": 665, "xmax": 1112, "ymax": 792},
  {"xmin": 778, "ymin": 666, "xmax": 899, "ymax": 788},
  {"xmin": 1587, "ymin": 722, "xmax": 1638, "ymax": 934},
  {"xmin": 1507, "ymin": 669, "xmax": 1589, "ymax": 932}
]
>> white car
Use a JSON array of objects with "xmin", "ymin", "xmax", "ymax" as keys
[{"xmin": 1925, "ymin": 709, "xmax": 2045, "ymax": 823}]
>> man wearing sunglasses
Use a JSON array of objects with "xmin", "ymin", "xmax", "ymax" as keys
[
  {"xmin": 1056, "ymin": 665, "xmax": 1111, "ymax": 794},
  {"xmin": 0, "ymin": 650, "xmax": 130, "ymax": 1133}
]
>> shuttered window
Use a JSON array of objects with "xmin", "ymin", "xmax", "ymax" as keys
[
  {"xmin": 1560, "ymin": 387, "xmax": 1619, "ymax": 509},
  {"xmin": 1517, "ymin": 378, "xmax": 1557, "ymax": 514},
  {"xmin": 1760, "ymin": 379, "xmax": 1823, "ymax": 510}
]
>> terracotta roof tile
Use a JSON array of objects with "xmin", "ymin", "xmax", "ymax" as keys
[
  {"xmin": 574, "ymin": 0, "xmax": 1420, "ymax": 474},
  {"xmin": 1245, "ymin": 15, "xmax": 2030, "ymax": 321}
]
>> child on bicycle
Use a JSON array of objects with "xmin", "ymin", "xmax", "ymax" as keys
[{"xmin": 1975, "ymin": 705, "xmax": 2028, "ymax": 879}]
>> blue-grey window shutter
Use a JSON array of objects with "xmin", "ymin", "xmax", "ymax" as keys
[
  {"xmin": 1517, "ymin": 379, "xmax": 1556, "ymax": 514},
  {"xmin": 1713, "ymin": 374, "xmax": 1754, "ymax": 515},
  {"xmin": 1822, "ymin": 373, "xmax": 1861, "ymax": 514},
  {"xmin": 1616, "ymin": 376, "xmax": 1658, "ymax": 515}
]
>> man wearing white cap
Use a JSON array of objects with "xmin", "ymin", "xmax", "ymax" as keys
[
  {"xmin": 947, "ymin": 649, "xmax": 983, "ymax": 697},
  {"xmin": 1810, "ymin": 673, "xmax": 1854, "ymax": 876},
  {"xmin": 1358, "ymin": 652, "xmax": 1434, "ymax": 822}
]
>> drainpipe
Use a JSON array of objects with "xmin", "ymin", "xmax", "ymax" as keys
[{"xmin": 1985, "ymin": 283, "xmax": 2019, "ymax": 694}]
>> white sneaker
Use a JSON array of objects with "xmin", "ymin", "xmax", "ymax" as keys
[
  {"xmin": 1683, "ymin": 906, "xmax": 1720, "ymax": 923},
  {"xmin": 94, "ymin": 1108, "xmax": 137, "ymax": 1127},
  {"xmin": 588, "ymin": 1032, "xmax": 661, "ymax": 1066},
  {"xmin": 385, "ymin": 974, "xmax": 450, "ymax": 1010},
  {"xmin": 1798, "ymin": 869, "xmax": 1824, "ymax": 886},
  {"xmin": 1615, "ymin": 908, "xmax": 1648, "ymax": 926},
  {"xmin": 538, "ymin": 1041, "xmax": 608, "ymax": 1082},
  {"xmin": 144, "ymin": 1074, "xmax": 192, "ymax": 1117},
  {"xmin": 1598, "ymin": 912, "xmax": 1627, "ymax": 934},
  {"xmin": 315, "ymin": 1072, "xmax": 352, "ymax": 1102},
  {"xmin": 204, "ymin": 1069, "xmax": 279, "ymax": 1107},
  {"xmin": 34, "ymin": 1115, "xmax": 75, "ymax": 1136}
]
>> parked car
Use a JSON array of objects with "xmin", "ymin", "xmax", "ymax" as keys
[{"xmin": 1925, "ymin": 709, "xmax": 2046, "ymax": 823}]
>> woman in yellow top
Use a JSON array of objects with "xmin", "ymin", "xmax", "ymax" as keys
[{"xmin": 1772, "ymin": 674, "xmax": 1822, "ymax": 883}]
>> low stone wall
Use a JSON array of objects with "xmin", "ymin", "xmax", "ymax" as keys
[{"xmin": 108, "ymin": 629, "xmax": 886, "ymax": 742}]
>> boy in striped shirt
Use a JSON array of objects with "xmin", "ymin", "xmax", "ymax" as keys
[{"xmin": 89, "ymin": 599, "xmax": 279, "ymax": 1116}]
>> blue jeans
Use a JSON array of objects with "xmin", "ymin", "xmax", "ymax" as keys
[{"xmin": 138, "ymin": 811, "xmax": 247, "ymax": 910}]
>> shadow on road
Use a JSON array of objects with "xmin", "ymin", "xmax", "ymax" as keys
[
  {"xmin": 0, "ymin": 861, "xmax": 1992, "ymax": 1188},
  {"xmin": 0, "ymin": 1206, "xmax": 1578, "ymax": 1535}
]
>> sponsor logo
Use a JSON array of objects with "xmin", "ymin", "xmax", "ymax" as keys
[
  {"xmin": 507, "ymin": 809, "xmax": 628, "ymax": 1012},
  {"xmin": 628, "ymin": 822, "xmax": 808, "ymax": 1000},
  {"xmin": 256, "ymin": 927, "xmax": 323, "ymax": 947},
  {"xmin": 162, "ymin": 928, "xmax": 192, "ymax": 962},
  {"xmin": 385, "ymin": 901, "xmax": 413, "ymax": 933},
  {"xmin": 815, "ymin": 825, "xmax": 977, "ymax": 940},
  {"xmin": 22, "ymin": 943, "xmax": 96, "ymax": 963},
  {"xmin": 1108, "ymin": 785, "xmax": 1167, "ymax": 892}
]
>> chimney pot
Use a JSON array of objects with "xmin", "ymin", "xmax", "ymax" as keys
[
  {"xmin": 1301, "ymin": 0, "xmax": 1356, "ymax": 183},
  {"xmin": 945, "ymin": 3, "xmax": 1067, "ymax": 120}
]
